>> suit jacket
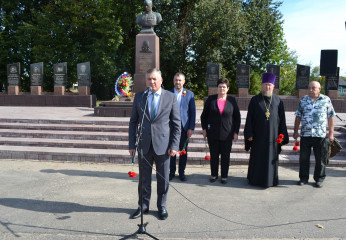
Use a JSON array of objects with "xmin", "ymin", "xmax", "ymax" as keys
[
  {"xmin": 170, "ymin": 88, "xmax": 196, "ymax": 131},
  {"xmin": 200, "ymin": 94, "xmax": 241, "ymax": 141},
  {"xmin": 129, "ymin": 89, "xmax": 181, "ymax": 156}
]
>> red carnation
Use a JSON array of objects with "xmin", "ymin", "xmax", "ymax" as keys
[
  {"xmin": 276, "ymin": 138, "xmax": 282, "ymax": 144},
  {"xmin": 182, "ymin": 150, "xmax": 186, "ymax": 155},
  {"xmin": 205, "ymin": 155, "xmax": 210, "ymax": 160},
  {"xmin": 128, "ymin": 171, "xmax": 137, "ymax": 178},
  {"xmin": 179, "ymin": 151, "xmax": 182, "ymax": 156},
  {"xmin": 278, "ymin": 134, "xmax": 284, "ymax": 139},
  {"xmin": 293, "ymin": 146, "xmax": 298, "ymax": 152},
  {"xmin": 295, "ymin": 141, "xmax": 300, "ymax": 146}
]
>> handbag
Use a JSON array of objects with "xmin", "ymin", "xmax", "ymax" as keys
[{"xmin": 330, "ymin": 137, "xmax": 343, "ymax": 158}]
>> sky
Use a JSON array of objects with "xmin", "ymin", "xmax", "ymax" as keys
[{"xmin": 279, "ymin": 0, "xmax": 346, "ymax": 76}]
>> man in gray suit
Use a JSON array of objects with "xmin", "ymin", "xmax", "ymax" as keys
[{"xmin": 129, "ymin": 68, "xmax": 181, "ymax": 220}]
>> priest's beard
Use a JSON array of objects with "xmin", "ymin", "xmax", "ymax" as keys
[{"xmin": 262, "ymin": 90, "xmax": 273, "ymax": 97}]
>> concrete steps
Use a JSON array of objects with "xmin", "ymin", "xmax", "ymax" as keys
[{"xmin": 0, "ymin": 117, "xmax": 345, "ymax": 166}]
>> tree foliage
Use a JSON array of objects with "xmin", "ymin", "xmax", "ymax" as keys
[{"xmin": 1, "ymin": 0, "xmax": 302, "ymax": 99}]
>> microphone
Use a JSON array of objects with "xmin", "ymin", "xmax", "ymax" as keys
[{"xmin": 144, "ymin": 87, "xmax": 152, "ymax": 93}]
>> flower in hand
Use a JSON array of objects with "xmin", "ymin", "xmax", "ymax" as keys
[
  {"xmin": 128, "ymin": 171, "xmax": 137, "ymax": 178},
  {"xmin": 276, "ymin": 134, "xmax": 284, "ymax": 144},
  {"xmin": 204, "ymin": 139, "xmax": 210, "ymax": 160},
  {"xmin": 293, "ymin": 140, "xmax": 300, "ymax": 152}
]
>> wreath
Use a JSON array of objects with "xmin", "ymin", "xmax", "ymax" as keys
[{"xmin": 115, "ymin": 72, "xmax": 133, "ymax": 96}]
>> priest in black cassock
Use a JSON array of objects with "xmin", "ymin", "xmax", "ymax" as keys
[{"xmin": 244, "ymin": 73, "xmax": 289, "ymax": 188}]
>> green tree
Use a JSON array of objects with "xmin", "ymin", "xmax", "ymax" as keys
[{"xmin": 1, "ymin": 0, "xmax": 298, "ymax": 100}]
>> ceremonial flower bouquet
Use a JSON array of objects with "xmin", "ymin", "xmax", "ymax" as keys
[
  {"xmin": 179, "ymin": 139, "xmax": 188, "ymax": 156},
  {"xmin": 276, "ymin": 134, "xmax": 284, "ymax": 144},
  {"xmin": 128, "ymin": 163, "xmax": 137, "ymax": 178},
  {"xmin": 115, "ymin": 72, "xmax": 133, "ymax": 97},
  {"xmin": 204, "ymin": 139, "xmax": 210, "ymax": 160},
  {"xmin": 128, "ymin": 171, "xmax": 137, "ymax": 178},
  {"xmin": 293, "ymin": 140, "xmax": 300, "ymax": 151}
]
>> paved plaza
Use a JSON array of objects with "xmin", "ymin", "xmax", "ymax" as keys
[{"xmin": 1, "ymin": 159, "xmax": 346, "ymax": 239}]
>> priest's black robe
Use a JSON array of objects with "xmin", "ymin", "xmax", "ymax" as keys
[{"xmin": 244, "ymin": 93, "xmax": 289, "ymax": 188}]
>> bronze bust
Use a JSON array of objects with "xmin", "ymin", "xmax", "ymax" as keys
[{"xmin": 136, "ymin": 0, "xmax": 162, "ymax": 34}]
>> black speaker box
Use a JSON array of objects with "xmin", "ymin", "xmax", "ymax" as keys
[{"xmin": 320, "ymin": 50, "xmax": 338, "ymax": 76}]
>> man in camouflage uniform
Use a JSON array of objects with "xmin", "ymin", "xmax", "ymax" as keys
[{"xmin": 293, "ymin": 81, "xmax": 335, "ymax": 188}]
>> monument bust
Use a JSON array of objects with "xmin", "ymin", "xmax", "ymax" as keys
[{"xmin": 136, "ymin": 0, "xmax": 162, "ymax": 34}]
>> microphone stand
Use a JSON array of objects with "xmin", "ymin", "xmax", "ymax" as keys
[{"xmin": 131, "ymin": 89, "xmax": 158, "ymax": 240}]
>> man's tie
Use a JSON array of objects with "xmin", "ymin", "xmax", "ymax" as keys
[{"xmin": 150, "ymin": 93, "xmax": 157, "ymax": 120}]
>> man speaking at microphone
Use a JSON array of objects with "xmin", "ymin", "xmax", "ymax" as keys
[{"xmin": 129, "ymin": 68, "xmax": 181, "ymax": 220}]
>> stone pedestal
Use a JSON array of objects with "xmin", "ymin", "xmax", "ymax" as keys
[
  {"xmin": 54, "ymin": 86, "xmax": 65, "ymax": 95},
  {"xmin": 298, "ymin": 89, "xmax": 308, "ymax": 99},
  {"xmin": 327, "ymin": 90, "xmax": 338, "ymax": 99},
  {"xmin": 238, "ymin": 88, "xmax": 248, "ymax": 97},
  {"xmin": 208, "ymin": 87, "xmax": 218, "ymax": 96},
  {"xmin": 78, "ymin": 86, "xmax": 90, "ymax": 95},
  {"xmin": 274, "ymin": 89, "xmax": 279, "ymax": 95},
  {"xmin": 31, "ymin": 86, "xmax": 42, "ymax": 95},
  {"xmin": 8, "ymin": 86, "xmax": 19, "ymax": 95},
  {"xmin": 133, "ymin": 34, "xmax": 160, "ymax": 93}
]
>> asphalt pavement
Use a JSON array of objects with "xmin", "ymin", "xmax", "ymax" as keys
[{"xmin": 0, "ymin": 159, "xmax": 346, "ymax": 240}]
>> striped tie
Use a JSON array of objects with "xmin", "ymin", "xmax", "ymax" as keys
[{"xmin": 150, "ymin": 93, "xmax": 157, "ymax": 120}]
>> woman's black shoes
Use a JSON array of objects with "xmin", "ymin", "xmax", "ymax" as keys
[{"xmin": 209, "ymin": 176, "xmax": 218, "ymax": 183}]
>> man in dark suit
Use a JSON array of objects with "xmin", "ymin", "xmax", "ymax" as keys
[
  {"xmin": 129, "ymin": 68, "xmax": 181, "ymax": 220},
  {"xmin": 169, "ymin": 72, "xmax": 196, "ymax": 181}
]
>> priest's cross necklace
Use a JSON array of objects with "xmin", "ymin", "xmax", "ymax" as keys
[{"xmin": 263, "ymin": 95, "xmax": 272, "ymax": 120}]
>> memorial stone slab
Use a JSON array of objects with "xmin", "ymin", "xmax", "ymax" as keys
[
  {"xmin": 7, "ymin": 63, "xmax": 21, "ymax": 86},
  {"xmin": 30, "ymin": 62, "xmax": 44, "ymax": 86},
  {"xmin": 206, "ymin": 62, "xmax": 220, "ymax": 88},
  {"xmin": 54, "ymin": 62, "xmax": 67, "ymax": 87},
  {"xmin": 77, "ymin": 62, "xmax": 91, "ymax": 87},
  {"xmin": 266, "ymin": 64, "xmax": 280, "ymax": 89},
  {"xmin": 295, "ymin": 64, "xmax": 310, "ymax": 89},
  {"xmin": 236, "ymin": 64, "xmax": 250, "ymax": 89},
  {"xmin": 325, "ymin": 67, "xmax": 339, "ymax": 91}
]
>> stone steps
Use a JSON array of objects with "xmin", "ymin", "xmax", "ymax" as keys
[
  {"xmin": 0, "ymin": 117, "xmax": 345, "ymax": 166},
  {"xmin": 0, "ymin": 134, "xmax": 345, "ymax": 153}
]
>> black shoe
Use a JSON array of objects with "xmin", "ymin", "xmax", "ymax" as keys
[
  {"xmin": 297, "ymin": 180, "xmax": 308, "ymax": 186},
  {"xmin": 209, "ymin": 176, "xmax": 218, "ymax": 183},
  {"xmin": 315, "ymin": 182, "xmax": 323, "ymax": 188},
  {"xmin": 221, "ymin": 179, "xmax": 228, "ymax": 184},
  {"xmin": 169, "ymin": 173, "xmax": 175, "ymax": 181},
  {"xmin": 158, "ymin": 209, "xmax": 168, "ymax": 220},
  {"xmin": 131, "ymin": 208, "xmax": 149, "ymax": 219},
  {"xmin": 179, "ymin": 174, "xmax": 187, "ymax": 181}
]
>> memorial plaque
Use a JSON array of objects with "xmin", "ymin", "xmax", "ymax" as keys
[
  {"xmin": 30, "ymin": 62, "xmax": 44, "ymax": 86},
  {"xmin": 7, "ymin": 63, "xmax": 21, "ymax": 86},
  {"xmin": 54, "ymin": 62, "xmax": 67, "ymax": 86},
  {"xmin": 295, "ymin": 64, "xmax": 310, "ymax": 89},
  {"xmin": 236, "ymin": 64, "xmax": 250, "ymax": 88},
  {"xmin": 266, "ymin": 64, "xmax": 280, "ymax": 89},
  {"xmin": 206, "ymin": 62, "xmax": 220, "ymax": 87},
  {"xmin": 139, "ymin": 52, "xmax": 153, "ymax": 73},
  {"xmin": 77, "ymin": 62, "xmax": 91, "ymax": 87},
  {"xmin": 325, "ymin": 67, "xmax": 339, "ymax": 90}
]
